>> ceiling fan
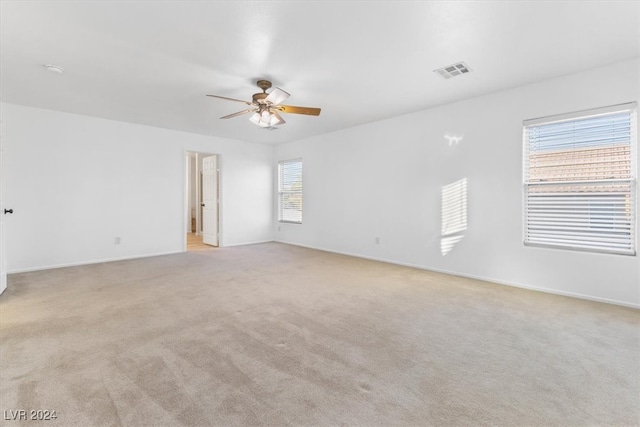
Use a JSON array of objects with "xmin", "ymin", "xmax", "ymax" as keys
[{"xmin": 207, "ymin": 80, "xmax": 321, "ymax": 128}]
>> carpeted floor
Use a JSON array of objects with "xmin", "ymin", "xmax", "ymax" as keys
[{"xmin": 0, "ymin": 243, "xmax": 638, "ymax": 426}]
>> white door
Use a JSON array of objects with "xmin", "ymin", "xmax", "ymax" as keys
[{"xmin": 201, "ymin": 155, "xmax": 218, "ymax": 246}]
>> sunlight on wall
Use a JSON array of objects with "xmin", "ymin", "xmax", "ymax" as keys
[
  {"xmin": 441, "ymin": 178, "xmax": 468, "ymax": 256},
  {"xmin": 444, "ymin": 132, "xmax": 464, "ymax": 147}
]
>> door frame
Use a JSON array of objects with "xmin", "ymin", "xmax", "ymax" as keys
[
  {"xmin": 0, "ymin": 119, "xmax": 6, "ymax": 294},
  {"xmin": 184, "ymin": 151, "xmax": 221, "ymax": 250}
]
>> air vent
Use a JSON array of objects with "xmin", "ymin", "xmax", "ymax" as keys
[{"xmin": 434, "ymin": 62, "xmax": 471, "ymax": 79}]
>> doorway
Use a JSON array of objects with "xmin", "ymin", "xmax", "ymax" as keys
[{"xmin": 185, "ymin": 151, "xmax": 219, "ymax": 251}]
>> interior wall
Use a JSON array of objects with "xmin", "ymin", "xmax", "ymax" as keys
[
  {"xmin": 2, "ymin": 104, "xmax": 273, "ymax": 272},
  {"xmin": 274, "ymin": 58, "xmax": 640, "ymax": 307}
]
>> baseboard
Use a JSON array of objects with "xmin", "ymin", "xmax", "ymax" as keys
[
  {"xmin": 8, "ymin": 241, "xmax": 278, "ymax": 273},
  {"xmin": 9, "ymin": 240, "xmax": 637, "ymax": 309},
  {"xmin": 7, "ymin": 250, "xmax": 184, "ymax": 274},
  {"xmin": 223, "ymin": 239, "xmax": 275, "ymax": 248},
  {"xmin": 275, "ymin": 240, "xmax": 640, "ymax": 309}
]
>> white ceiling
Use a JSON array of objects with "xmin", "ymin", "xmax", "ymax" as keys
[{"xmin": 1, "ymin": 1, "xmax": 639, "ymax": 145}]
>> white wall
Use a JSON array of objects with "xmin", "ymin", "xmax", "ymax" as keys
[
  {"xmin": 2, "ymin": 104, "xmax": 273, "ymax": 272},
  {"xmin": 274, "ymin": 58, "xmax": 640, "ymax": 307}
]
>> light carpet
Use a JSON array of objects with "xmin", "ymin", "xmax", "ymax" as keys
[{"xmin": 1, "ymin": 243, "xmax": 638, "ymax": 426}]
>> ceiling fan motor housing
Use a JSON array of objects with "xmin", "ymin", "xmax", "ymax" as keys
[
  {"xmin": 252, "ymin": 92, "xmax": 268, "ymax": 104},
  {"xmin": 256, "ymin": 80, "xmax": 272, "ymax": 91},
  {"xmin": 253, "ymin": 80, "xmax": 273, "ymax": 104}
]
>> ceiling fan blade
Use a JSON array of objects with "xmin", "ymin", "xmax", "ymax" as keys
[
  {"xmin": 220, "ymin": 108, "xmax": 256, "ymax": 119},
  {"xmin": 265, "ymin": 87, "xmax": 290, "ymax": 105},
  {"xmin": 277, "ymin": 105, "xmax": 321, "ymax": 116},
  {"xmin": 206, "ymin": 94, "xmax": 253, "ymax": 105}
]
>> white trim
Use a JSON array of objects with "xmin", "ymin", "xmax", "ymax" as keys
[
  {"xmin": 277, "ymin": 158, "xmax": 303, "ymax": 164},
  {"xmin": 275, "ymin": 240, "xmax": 640, "ymax": 309},
  {"xmin": 223, "ymin": 239, "xmax": 275, "ymax": 248},
  {"xmin": 9, "ymin": 238, "xmax": 637, "ymax": 309},
  {"xmin": 7, "ymin": 250, "xmax": 184, "ymax": 274},
  {"xmin": 523, "ymin": 101, "xmax": 637, "ymax": 126}
]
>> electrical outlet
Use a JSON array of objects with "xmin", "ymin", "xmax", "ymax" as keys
[
  {"xmin": 375, "ymin": 237, "xmax": 380, "ymax": 245},
  {"xmin": 114, "ymin": 237, "xmax": 121, "ymax": 245}
]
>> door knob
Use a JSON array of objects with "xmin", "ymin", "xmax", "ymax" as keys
[
  {"xmin": 201, "ymin": 203, "xmax": 205, "ymax": 207},
  {"xmin": 4, "ymin": 209, "xmax": 13, "ymax": 214}
]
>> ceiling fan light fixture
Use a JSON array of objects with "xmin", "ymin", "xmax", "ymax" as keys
[
  {"xmin": 269, "ymin": 110, "xmax": 285, "ymax": 127},
  {"xmin": 249, "ymin": 112, "xmax": 263, "ymax": 126},
  {"xmin": 249, "ymin": 111, "xmax": 270, "ymax": 127}
]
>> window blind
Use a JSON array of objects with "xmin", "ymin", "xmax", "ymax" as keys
[
  {"xmin": 278, "ymin": 159, "xmax": 303, "ymax": 223},
  {"xmin": 523, "ymin": 103, "xmax": 636, "ymax": 255}
]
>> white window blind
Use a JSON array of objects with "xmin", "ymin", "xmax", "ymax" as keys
[
  {"xmin": 523, "ymin": 103, "xmax": 637, "ymax": 255},
  {"xmin": 278, "ymin": 159, "xmax": 302, "ymax": 223}
]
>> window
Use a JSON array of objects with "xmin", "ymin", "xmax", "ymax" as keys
[
  {"xmin": 278, "ymin": 159, "xmax": 303, "ymax": 223},
  {"xmin": 523, "ymin": 103, "xmax": 637, "ymax": 255}
]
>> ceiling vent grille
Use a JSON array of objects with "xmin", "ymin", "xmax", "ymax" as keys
[{"xmin": 434, "ymin": 62, "xmax": 471, "ymax": 79}]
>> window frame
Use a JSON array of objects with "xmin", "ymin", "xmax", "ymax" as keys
[
  {"xmin": 522, "ymin": 102, "xmax": 637, "ymax": 256},
  {"xmin": 277, "ymin": 158, "xmax": 303, "ymax": 224}
]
